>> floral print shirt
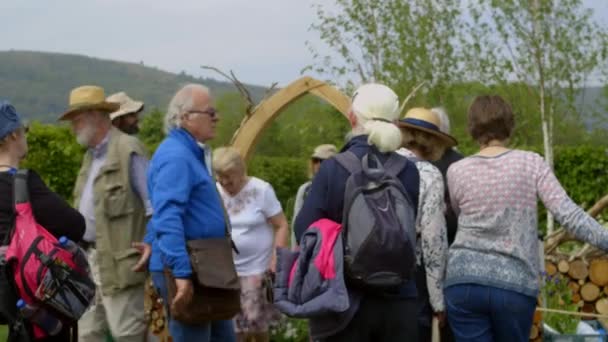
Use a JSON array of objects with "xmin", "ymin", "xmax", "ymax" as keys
[{"xmin": 397, "ymin": 148, "xmax": 448, "ymax": 312}]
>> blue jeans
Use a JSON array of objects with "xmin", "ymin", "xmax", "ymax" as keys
[
  {"xmin": 445, "ymin": 284, "xmax": 536, "ymax": 342},
  {"xmin": 151, "ymin": 272, "xmax": 236, "ymax": 342}
]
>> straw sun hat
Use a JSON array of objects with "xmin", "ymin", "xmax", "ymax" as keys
[
  {"xmin": 397, "ymin": 107, "xmax": 458, "ymax": 147},
  {"xmin": 59, "ymin": 85, "xmax": 119, "ymax": 121}
]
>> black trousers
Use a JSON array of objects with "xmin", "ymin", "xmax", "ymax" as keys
[{"xmin": 320, "ymin": 296, "xmax": 418, "ymax": 342}]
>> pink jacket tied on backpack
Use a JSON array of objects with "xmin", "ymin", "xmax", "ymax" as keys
[
  {"xmin": 6, "ymin": 170, "xmax": 95, "ymax": 338},
  {"xmin": 274, "ymin": 218, "xmax": 350, "ymax": 317}
]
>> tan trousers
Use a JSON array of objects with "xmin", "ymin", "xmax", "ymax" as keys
[{"xmin": 78, "ymin": 248, "xmax": 147, "ymax": 342}]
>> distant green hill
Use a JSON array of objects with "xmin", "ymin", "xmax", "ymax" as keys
[
  {"xmin": 0, "ymin": 50, "xmax": 268, "ymax": 122},
  {"xmin": 1, "ymin": 50, "xmax": 605, "ymax": 132}
]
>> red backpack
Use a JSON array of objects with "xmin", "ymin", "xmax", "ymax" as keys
[{"xmin": 5, "ymin": 170, "xmax": 95, "ymax": 338}]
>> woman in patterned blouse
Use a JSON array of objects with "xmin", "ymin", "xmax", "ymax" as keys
[
  {"xmin": 396, "ymin": 107, "xmax": 456, "ymax": 342},
  {"xmin": 445, "ymin": 95, "xmax": 608, "ymax": 342}
]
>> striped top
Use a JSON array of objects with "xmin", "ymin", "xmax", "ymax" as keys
[{"xmin": 446, "ymin": 149, "xmax": 608, "ymax": 297}]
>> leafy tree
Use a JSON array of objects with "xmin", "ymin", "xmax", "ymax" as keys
[
  {"xmin": 305, "ymin": 0, "xmax": 464, "ymax": 106},
  {"xmin": 464, "ymin": 0, "xmax": 608, "ymax": 233}
]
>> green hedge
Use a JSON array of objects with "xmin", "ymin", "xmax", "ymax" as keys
[
  {"xmin": 248, "ymin": 155, "xmax": 308, "ymax": 220},
  {"xmin": 20, "ymin": 123, "xmax": 608, "ymax": 225},
  {"xmin": 554, "ymin": 146, "xmax": 608, "ymax": 210},
  {"xmin": 21, "ymin": 122, "xmax": 84, "ymax": 202}
]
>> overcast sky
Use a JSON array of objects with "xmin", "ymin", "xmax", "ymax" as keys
[{"xmin": 1, "ymin": 0, "xmax": 606, "ymax": 87}]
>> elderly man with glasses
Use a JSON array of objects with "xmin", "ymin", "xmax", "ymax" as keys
[{"xmin": 142, "ymin": 84, "xmax": 235, "ymax": 341}]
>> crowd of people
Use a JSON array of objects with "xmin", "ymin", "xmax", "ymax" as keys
[{"xmin": 1, "ymin": 80, "xmax": 608, "ymax": 342}]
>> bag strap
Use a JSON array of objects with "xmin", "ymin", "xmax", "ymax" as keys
[
  {"xmin": 2, "ymin": 169, "xmax": 28, "ymax": 246},
  {"xmin": 383, "ymin": 153, "xmax": 408, "ymax": 177},
  {"xmin": 334, "ymin": 151, "xmax": 362, "ymax": 175},
  {"xmin": 13, "ymin": 169, "xmax": 29, "ymax": 206}
]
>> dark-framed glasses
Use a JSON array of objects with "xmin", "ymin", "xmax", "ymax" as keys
[{"xmin": 185, "ymin": 107, "xmax": 218, "ymax": 119}]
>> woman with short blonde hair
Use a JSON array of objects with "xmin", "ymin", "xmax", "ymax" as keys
[{"xmin": 213, "ymin": 146, "xmax": 288, "ymax": 342}]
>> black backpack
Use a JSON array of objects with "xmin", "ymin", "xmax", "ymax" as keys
[{"xmin": 335, "ymin": 151, "xmax": 417, "ymax": 289}]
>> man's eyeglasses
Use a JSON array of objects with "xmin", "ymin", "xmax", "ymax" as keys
[{"xmin": 185, "ymin": 107, "xmax": 218, "ymax": 119}]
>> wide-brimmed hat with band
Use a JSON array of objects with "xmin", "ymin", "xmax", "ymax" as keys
[
  {"xmin": 106, "ymin": 92, "xmax": 145, "ymax": 121},
  {"xmin": 397, "ymin": 107, "xmax": 458, "ymax": 147},
  {"xmin": 59, "ymin": 85, "xmax": 119, "ymax": 121}
]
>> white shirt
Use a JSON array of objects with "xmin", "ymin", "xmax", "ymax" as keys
[{"xmin": 217, "ymin": 177, "xmax": 282, "ymax": 276}]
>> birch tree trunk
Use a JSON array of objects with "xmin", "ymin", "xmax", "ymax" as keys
[{"xmin": 532, "ymin": 0, "xmax": 555, "ymax": 234}]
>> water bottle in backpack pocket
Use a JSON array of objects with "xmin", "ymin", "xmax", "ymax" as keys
[
  {"xmin": 33, "ymin": 236, "xmax": 95, "ymax": 319},
  {"xmin": 6, "ymin": 169, "xmax": 96, "ymax": 339},
  {"xmin": 17, "ymin": 299, "xmax": 62, "ymax": 336},
  {"xmin": 58, "ymin": 236, "xmax": 89, "ymax": 272},
  {"xmin": 335, "ymin": 151, "xmax": 418, "ymax": 289}
]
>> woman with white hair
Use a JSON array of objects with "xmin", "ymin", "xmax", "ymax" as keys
[
  {"xmin": 213, "ymin": 147, "xmax": 288, "ymax": 342},
  {"xmin": 294, "ymin": 83, "xmax": 422, "ymax": 341}
]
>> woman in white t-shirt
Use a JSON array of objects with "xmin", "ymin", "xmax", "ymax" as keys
[{"xmin": 213, "ymin": 147, "xmax": 289, "ymax": 342}]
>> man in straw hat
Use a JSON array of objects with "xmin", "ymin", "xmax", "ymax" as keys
[
  {"xmin": 60, "ymin": 85, "xmax": 150, "ymax": 342},
  {"xmin": 294, "ymin": 83, "xmax": 421, "ymax": 341},
  {"xmin": 107, "ymin": 92, "xmax": 145, "ymax": 135},
  {"xmin": 291, "ymin": 143, "xmax": 337, "ymax": 248},
  {"xmin": 396, "ymin": 107, "xmax": 454, "ymax": 342}
]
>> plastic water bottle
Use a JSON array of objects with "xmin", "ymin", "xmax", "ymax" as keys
[
  {"xmin": 16, "ymin": 299, "xmax": 62, "ymax": 335},
  {"xmin": 58, "ymin": 236, "xmax": 88, "ymax": 270}
]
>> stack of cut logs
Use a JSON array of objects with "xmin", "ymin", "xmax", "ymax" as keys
[
  {"xmin": 534, "ymin": 257, "xmax": 608, "ymax": 340},
  {"xmin": 535, "ymin": 194, "xmax": 608, "ymax": 340},
  {"xmin": 530, "ymin": 298, "xmax": 543, "ymax": 341},
  {"xmin": 545, "ymin": 258, "xmax": 608, "ymax": 317}
]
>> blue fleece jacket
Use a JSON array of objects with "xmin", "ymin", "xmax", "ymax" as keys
[{"xmin": 145, "ymin": 128, "xmax": 226, "ymax": 278}]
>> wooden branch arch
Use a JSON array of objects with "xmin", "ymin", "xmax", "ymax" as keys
[{"xmin": 230, "ymin": 76, "xmax": 350, "ymax": 161}]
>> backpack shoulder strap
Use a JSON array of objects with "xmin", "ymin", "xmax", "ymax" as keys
[
  {"xmin": 383, "ymin": 153, "xmax": 408, "ymax": 177},
  {"xmin": 2, "ymin": 169, "xmax": 28, "ymax": 246},
  {"xmin": 13, "ymin": 169, "xmax": 29, "ymax": 206},
  {"xmin": 334, "ymin": 151, "xmax": 361, "ymax": 175}
]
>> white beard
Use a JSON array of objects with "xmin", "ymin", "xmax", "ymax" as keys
[{"xmin": 76, "ymin": 123, "xmax": 96, "ymax": 147}]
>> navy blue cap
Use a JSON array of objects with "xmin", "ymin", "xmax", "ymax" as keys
[{"xmin": 0, "ymin": 101, "xmax": 23, "ymax": 140}]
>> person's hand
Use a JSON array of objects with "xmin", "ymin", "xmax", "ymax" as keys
[
  {"xmin": 434, "ymin": 311, "xmax": 446, "ymax": 328},
  {"xmin": 171, "ymin": 278, "xmax": 193, "ymax": 314},
  {"xmin": 131, "ymin": 242, "xmax": 151, "ymax": 272}
]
